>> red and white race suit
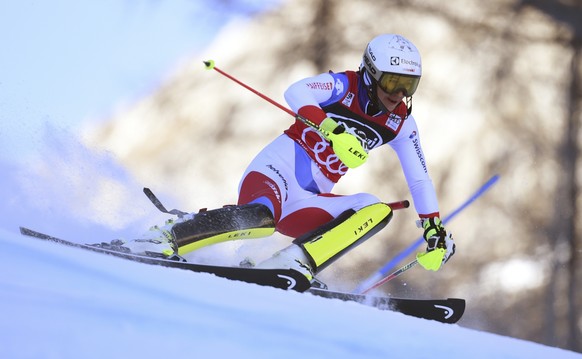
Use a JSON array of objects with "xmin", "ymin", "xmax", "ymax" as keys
[{"xmin": 238, "ymin": 70, "xmax": 439, "ymax": 238}]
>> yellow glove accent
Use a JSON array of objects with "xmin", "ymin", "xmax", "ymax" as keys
[
  {"xmin": 319, "ymin": 118, "xmax": 368, "ymax": 169},
  {"xmin": 422, "ymin": 217, "xmax": 444, "ymax": 241},
  {"xmin": 416, "ymin": 248, "xmax": 446, "ymax": 271},
  {"xmin": 319, "ymin": 117, "xmax": 340, "ymax": 137},
  {"xmin": 328, "ymin": 132, "xmax": 368, "ymax": 168}
]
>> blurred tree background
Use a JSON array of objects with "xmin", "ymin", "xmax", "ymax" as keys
[{"xmin": 87, "ymin": 0, "xmax": 581, "ymax": 352}]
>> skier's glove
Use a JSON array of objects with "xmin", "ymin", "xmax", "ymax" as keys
[
  {"xmin": 416, "ymin": 217, "xmax": 455, "ymax": 271},
  {"xmin": 319, "ymin": 118, "xmax": 367, "ymax": 169}
]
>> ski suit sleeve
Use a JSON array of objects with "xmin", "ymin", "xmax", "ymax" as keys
[
  {"xmin": 389, "ymin": 115, "xmax": 440, "ymax": 218},
  {"xmin": 284, "ymin": 72, "xmax": 347, "ymax": 126}
]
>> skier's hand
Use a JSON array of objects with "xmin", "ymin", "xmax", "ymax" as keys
[
  {"xmin": 416, "ymin": 217, "xmax": 455, "ymax": 271},
  {"xmin": 319, "ymin": 118, "xmax": 367, "ymax": 168}
]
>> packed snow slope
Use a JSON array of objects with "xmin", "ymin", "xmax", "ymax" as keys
[{"xmin": 0, "ymin": 228, "xmax": 579, "ymax": 359}]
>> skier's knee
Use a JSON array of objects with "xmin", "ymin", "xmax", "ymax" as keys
[{"xmin": 351, "ymin": 192, "xmax": 382, "ymax": 211}]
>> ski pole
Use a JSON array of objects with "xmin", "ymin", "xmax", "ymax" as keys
[
  {"xmin": 361, "ymin": 259, "xmax": 418, "ymax": 294},
  {"xmin": 354, "ymin": 174, "xmax": 500, "ymax": 294},
  {"xmin": 203, "ymin": 60, "xmax": 320, "ymax": 130},
  {"xmin": 386, "ymin": 200, "xmax": 410, "ymax": 211}
]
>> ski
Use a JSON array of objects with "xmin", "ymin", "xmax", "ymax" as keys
[
  {"xmin": 20, "ymin": 226, "xmax": 465, "ymax": 323},
  {"xmin": 19, "ymin": 227, "xmax": 311, "ymax": 292},
  {"xmin": 307, "ymin": 288, "xmax": 465, "ymax": 324}
]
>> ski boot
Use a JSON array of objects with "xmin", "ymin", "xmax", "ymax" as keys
[
  {"xmin": 97, "ymin": 203, "xmax": 276, "ymax": 258},
  {"xmin": 96, "ymin": 214, "xmax": 195, "ymax": 258},
  {"xmin": 257, "ymin": 244, "xmax": 315, "ymax": 281},
  {"xmin": 258, "ymin": 202, "xmax": 393, "ymax": 282},
  {"xmin": 118, "ymin": 218, "xmax": 183, "ymax": 258}
]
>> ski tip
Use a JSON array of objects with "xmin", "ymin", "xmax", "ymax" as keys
[
  {"xmin": 19, "ymin": 226, "xmax": 38, "ymax": 237},
  {"xmin": 443, "ymin": 298, "xmax": 466, "ymax": 323}
]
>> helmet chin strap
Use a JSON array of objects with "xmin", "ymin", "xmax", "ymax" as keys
[
  {"xmin": 360, "ymin": 69, "xmax": 385, "ymax": 114},
  {"xmin": 376, "ymin": 97, "xmax": 388, "ymax": 113},
  {"xmin": 405, "ymin": 96, "xmax": 413, "ymax": 117}
]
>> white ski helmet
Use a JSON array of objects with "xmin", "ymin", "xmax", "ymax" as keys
[{"xmin": 362, "ymin": 34, "xmax": 422, "ymax": 97}]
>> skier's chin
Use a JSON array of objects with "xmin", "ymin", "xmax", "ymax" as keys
[{"xmin": 382, "ymin": 98, "xmax": 401, "ymax": 111}]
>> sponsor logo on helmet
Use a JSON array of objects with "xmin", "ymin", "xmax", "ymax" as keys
[
  {"xmin": 400, "ymin": 58, "xmax": 420, "ymax": 68},
  {"xmin": 390, "ymin": 56, "xmax": 420, "ymax": 68},
  {"xmin": 363, "ymin": 54, "xmax": 377, "ymax": 75},
  {"xmin": 368, "ymin": 47, "xmax": 377, "ymax": 61}
]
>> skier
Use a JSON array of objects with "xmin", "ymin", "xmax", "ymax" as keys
[{"xmin": 121, "ymin": 34, "xmax": 455, "ymax": 280}]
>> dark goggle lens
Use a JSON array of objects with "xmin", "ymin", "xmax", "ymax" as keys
[{"xmin": 378, "ymin": 73, "xmax": 420, "ymax": 96}]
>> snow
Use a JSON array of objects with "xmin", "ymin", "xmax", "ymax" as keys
[{"xmin": 1, "ymin": 228, "xmax": 579, "ymax": 359}]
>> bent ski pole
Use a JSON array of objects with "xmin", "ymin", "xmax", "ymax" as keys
[
  {"xmin": 203, "ymin": 60, "xmax": 320, "ymax": 130},
  {"xmin": 354, "ymin": 174, "xmax": 500, "ymax": 294}
]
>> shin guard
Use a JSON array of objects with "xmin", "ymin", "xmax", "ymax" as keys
[
  {"xmin": 293, "ymin": 203, "xmax": 392, "ymax": 272},
  {"xmin": 173, "ymin": 203, "xmax": 275, "ymax": 255}
]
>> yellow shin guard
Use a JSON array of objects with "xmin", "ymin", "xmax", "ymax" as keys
[
  {"xmin": 173, "ymin": 203, "xmax": 275, "ymax": 255},
  {"xmin": 295, "ymin": 203, "xmax": 393, "ymax": 272}
]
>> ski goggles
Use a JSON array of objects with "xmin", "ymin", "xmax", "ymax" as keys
[{"xmin": 377, "ymin": 72, "xmax": 421, "ymax": 96}]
